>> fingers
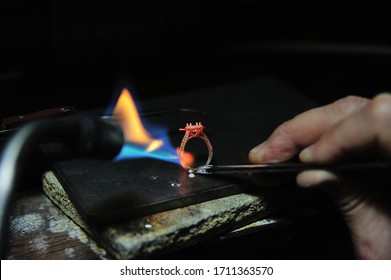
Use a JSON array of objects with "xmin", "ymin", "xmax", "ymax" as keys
[
  {"xmin": 300, "ymin": 93, "xmax": 391, "ymax": 163},
  {"xmin": 296, "ymin": 170, "xmax": 338, "ymax": 187},
  {"xmin": 249, "ymin": 96, "xmax": 369, "ymax": 163}
]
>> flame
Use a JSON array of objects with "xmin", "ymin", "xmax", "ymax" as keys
[
  {"xmin": 107, "ymin": 87, "xmax": 189, "ymax": 167},
  {"xmin": 113, "ymin": 88, "xmax": 163, "ymax": 152}
]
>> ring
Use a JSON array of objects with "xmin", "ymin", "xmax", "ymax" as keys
[{"xmin": 179, "ymin": 122, "xmax": 213, "ymax": 170}]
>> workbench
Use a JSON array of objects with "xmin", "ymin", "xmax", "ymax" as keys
[
  {"xmin": 6, "ymin": 187, "xmax": 355, "ymax": 259},
  {"xmin": 3, "ymin": 78, "xmax": 355, "ymax": 259}
]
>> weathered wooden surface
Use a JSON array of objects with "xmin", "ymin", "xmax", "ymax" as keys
[{"xmin": 6, "ymin": 191, "xmax": 108, "ymax": 260}]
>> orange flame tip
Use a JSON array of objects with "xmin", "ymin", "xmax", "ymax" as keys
[{"xmin": 114, "ymin": 88, "xmax": 159, "ymax": 150}]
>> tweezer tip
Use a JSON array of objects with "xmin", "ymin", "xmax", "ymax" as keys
[{"xmin": 193, "ymin": 165, "xmax": 213, "ymax": 174}]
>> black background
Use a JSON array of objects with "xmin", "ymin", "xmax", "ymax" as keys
[{"xmin": 1, "ymin": 1, "xmax": 391, "ymax": 117}]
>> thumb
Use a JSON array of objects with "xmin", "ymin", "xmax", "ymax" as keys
[
  {"xmin": 297, "ymin": 169, "xmax": 391, "ymax": 259},
  {"xmin": 296, "ymin": 170, "xmax": 363, "ymax": 212}
]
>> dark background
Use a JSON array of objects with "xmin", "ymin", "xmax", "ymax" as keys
[
  {"xmin": 1, "ymin": 1, "xmax": 391, "ymax": 118},
  {"xmin": 3, "ymin": 1, "xmax": 390, "ymax": 259}
]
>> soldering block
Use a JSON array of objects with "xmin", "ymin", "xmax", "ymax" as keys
[{"xmin": 43, "ymin": 170, "xmax": 320, "ymax": 259}]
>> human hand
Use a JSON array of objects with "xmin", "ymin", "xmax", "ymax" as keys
[{"xmin": 249, "ymin": 94, "xmax": 391, "ymax": 259}]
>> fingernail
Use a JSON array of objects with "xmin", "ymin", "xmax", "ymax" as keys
[
  {"xmin": 249, "ymin": 142, "xmax": 266, "ymax": 162},
  {"xmin": 297, "ymin": 170, "xmax": 338, "ymax": 187},
  {"xmin": 299, "ymin": 147, "xmax": 314, "ymax": 163},
  {"xmin": 249, "ymin": 142, "xmax": 266, "ymax": 155}
]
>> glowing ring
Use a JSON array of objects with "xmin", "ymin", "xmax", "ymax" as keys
[{"xmin": 179, "ymin": 123, "xmax": 213, "ymax": 170}]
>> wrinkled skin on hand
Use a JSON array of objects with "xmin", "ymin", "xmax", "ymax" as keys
[{"xmin": 249, "ymin": 94, "xmax": 391, "ymax": 259}]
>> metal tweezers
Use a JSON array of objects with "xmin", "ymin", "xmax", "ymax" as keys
[{"xmin": 194, "ymin": 161, "xmax": 391, "ymax": 175}]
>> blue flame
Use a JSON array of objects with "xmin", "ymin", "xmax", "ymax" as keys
[
  {"xmin": 116, "ymin": 144, "xmax": 179, "ymax": 164},
  {"xmin": 115, "ymin": 124, "xmax": 180, "ymax": 164}
]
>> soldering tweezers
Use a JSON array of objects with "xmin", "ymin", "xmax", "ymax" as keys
[{"xmin": 195, "ymin": 161, "xmax": 391, "ymax": 175}]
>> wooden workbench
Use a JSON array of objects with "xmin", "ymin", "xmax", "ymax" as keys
[{"xmin": 6, "ymin": 190, "xmax": 107, "ymax": 259}]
